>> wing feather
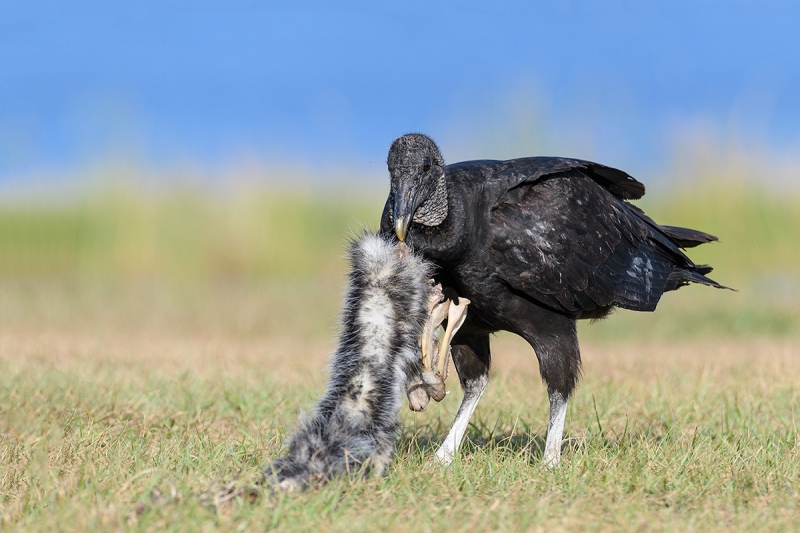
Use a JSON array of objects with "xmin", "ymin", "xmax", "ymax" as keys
[
  {"xmin": 490, "ymin": 173, "xmax": 679, "ymax": 315},
  {"xmin": 469, "ymin": 156, "xmax": 647, "ymax": 202}
]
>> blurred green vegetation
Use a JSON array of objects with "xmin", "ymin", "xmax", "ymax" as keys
[
  {"xmin": 0, "ymin": 187, "xmax": 379, "ymax": 281},
  {"xmin": 0, "ymin": 182, "xmax": 797, "ymax": 340},
  {"xmin": 581, "ymin": 182, "xmax": 800, "ymax": 341}
]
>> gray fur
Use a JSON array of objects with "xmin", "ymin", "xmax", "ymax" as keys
[{"xmin": 264, "ymin": 233, "xmax": 432, "ymax": 491}]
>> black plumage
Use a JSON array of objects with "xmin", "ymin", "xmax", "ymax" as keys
[{"xmin": 379, "ymin": 133, "xmax": 727, "ymax": 466}]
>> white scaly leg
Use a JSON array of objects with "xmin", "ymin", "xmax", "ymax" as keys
[
  {"xmin": 542, "ymin": 390, "xmax": 567, "ymax": 467},
  {"xmin": 433, "ymin": 374, "xmax": 488, "ymax": 465}
]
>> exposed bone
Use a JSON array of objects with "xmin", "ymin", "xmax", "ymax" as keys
[
  {"xmin": 407, "ymin": 282, "xmax": 446, "ymax": 411},
  {"xmin": 420, "ymin": 287, "xmax": 449, "ymax": 379},
  {"xmin": 406, "ymin": 279, "xmax": 470, "ymax": 408},
  {"xmin": 434, "ymin": 296, "xmax": 471, "ymax": 381}
]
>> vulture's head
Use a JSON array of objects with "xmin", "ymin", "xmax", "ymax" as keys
[{"xmin": 387, "ymin": 133, "xmax": 448, "ymax": 241}]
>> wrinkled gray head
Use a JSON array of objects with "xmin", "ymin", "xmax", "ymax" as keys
[
  {"xmin": 387, "ymin": 133, "xmax": 445, "ymax": 173},
  {"xmin": 387, "ymin": 133, "xmax": 448, "ymax": 241}
]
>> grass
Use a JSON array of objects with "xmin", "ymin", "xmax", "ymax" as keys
[
  {"xmin": 0, "ymin": 182, "xmax": 797, "ymax": 340},
  {"xmin": 1, "ymin": 180, "xmax": 799, "ymax": 530},
  {"xmin": 2, "ymin": 335, "xmax": 799, "ymax": 531},
  {"xmin": 580, "ymin": 182, "xmax": 800, "ymax": 341},
  {"xmin": 0, "ymin": 186, "xmax": 378, "ymax": 280}
]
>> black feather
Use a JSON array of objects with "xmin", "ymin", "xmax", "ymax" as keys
[
  {"xmin": 660, "ymin": 225, "xmax": 719, "ymax": 248},
  {"xmin": 380, "ymin": 133, "xmax": 730, "ymax": 403}
]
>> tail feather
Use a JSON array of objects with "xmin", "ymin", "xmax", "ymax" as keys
[
  {"xmin": 694, "ymin": 264, "xmax": 714, "ymax": 276},
  {"xmin": 624, "ymin": 203, "xmax": 718, "ymax": 250},
  {"xmin": 660, "ymin": 225, "xmax": 718, "ymax": 249},
  {"xmin": 665, "ymin": 266, "xmax": 731, "ymax": 292}
]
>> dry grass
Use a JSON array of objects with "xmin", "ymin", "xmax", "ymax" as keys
[
  {"xmin": 1, "ymin": 184, "xmax": 799, "ymax": 530},
  {"xmin": 2, "ymin": 326, "xmax": 799, "ymax": 531}
]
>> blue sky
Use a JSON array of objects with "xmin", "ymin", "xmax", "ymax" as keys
[{"xmin": 1, "ymin": 0, "xmax": 799, "ymax": 184}]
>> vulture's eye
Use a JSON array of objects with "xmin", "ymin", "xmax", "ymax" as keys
[{"xmin": 423, "ymin": 159, "xmax": 431, "ymax": 172}]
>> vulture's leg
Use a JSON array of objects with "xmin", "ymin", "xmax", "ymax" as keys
[
  {"xmin": 433, "ymin": 332, "xmax": 491, "ymax": 465},
  {"xmin": 523, "ymin": 315, "xmax": 581, "ymax": 468},
  {"xmin": 543, "ymin": 390, "xmax": 568, "ymax": 467}
]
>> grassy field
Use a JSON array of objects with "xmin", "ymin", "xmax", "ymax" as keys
[{"xmin": 1, "ymin": 182, "xmax": 799, "ymax": 531}]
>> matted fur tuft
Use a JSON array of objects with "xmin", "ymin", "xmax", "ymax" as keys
[{"xmin": 264, "ymin": 232, "xmax": 433, "ymax": 491}]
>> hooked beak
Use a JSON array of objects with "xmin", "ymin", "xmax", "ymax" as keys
[
  {"xmin": 395, "ymin": 216, "xmax": 410, "ymax": 242},
  {"xmin": 392, "ymin": 180, "xmax": 415, "ymax": 242}
]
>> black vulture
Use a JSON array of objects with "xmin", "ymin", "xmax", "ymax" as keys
[{"xmin": 379, "ymin": 133, "xmax": 727, "ymax": 466}]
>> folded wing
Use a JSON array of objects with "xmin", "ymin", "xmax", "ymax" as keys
[{"xmin": 489, "ymin": 171, "xmax": 723, "ymax": 315}]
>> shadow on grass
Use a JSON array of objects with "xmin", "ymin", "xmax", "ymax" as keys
[
  {"xmin": 396, "ymin": 420, "xmax": 549, "ymax": 464},
  {"xmin": 396, "ymin": 418, "xmax": 670, "ymax": 465}
]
